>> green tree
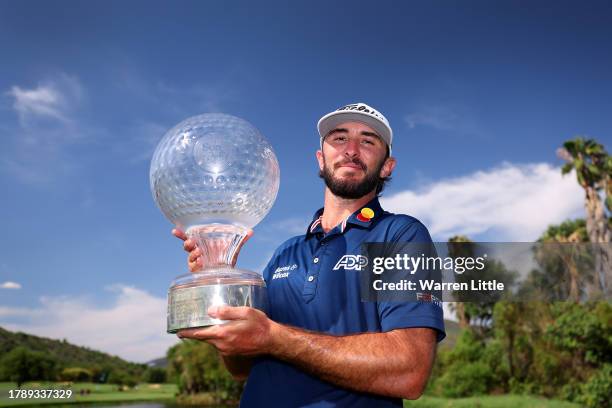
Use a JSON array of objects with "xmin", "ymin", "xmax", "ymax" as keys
[
  {"xmin": 59, "ymin": 367, "xmax": 92, "ymax": 382},
  {"xmin": 579, "ymin": 363, "xmax": 612, "ymax": 408},
  {"xmin": 0, "ymin": 346, "xmax": 58, "ymax": 387},
  {"xmin": 167, "ymin": 339, "xmax": 243, "ymax": 401},
  {"xmin": 144, "ymin": 367, "xmax": 167, "ymax": 383},
  {"xmin": 532, "ymin": 219, "xmax": 593, "ymax": 301},
  {"xmin": 491, "ymin": 302, "xmax": 562, "ymax": 395},
  {"xmin": 490, "ymin": 301, "xmax": 611, "ymax": 400},
  {"xmin": 433, "ymin": 330, "xmax": 506, "ymax": 397},
  {"xmin": 107, "ymin": 370, "xmax": 126, "ymax": 388},
  {"xmin": 107, "ymin": 369, "xmax": 138, "ymax": 389},
  {"xmin": 447, "ymin": 235, "xmax": 473, "ymax": 328},
  {"xmin": 540, "ymin": 219, "xmax": 588, "ymax": 243},
  {"xmin": 558, "ymin": 137, "xmax": 612, "ymax": 296},
  {"xmin": 447, "ymin": 236, "xmax": 517, "ymax": 337},
  {"xmin": 546, "ymin": 302, "xmax": 612, "ymax": 368}
]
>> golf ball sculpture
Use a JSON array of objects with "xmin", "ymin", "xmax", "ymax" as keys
[{"xmin": 150, "ymin": 113, "xmax": 279, "ymax": 333}]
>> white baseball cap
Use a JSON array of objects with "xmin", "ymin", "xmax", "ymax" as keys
[{"xmin": 317, "ymin": 102, "xmax": 393, "ymax": 154}]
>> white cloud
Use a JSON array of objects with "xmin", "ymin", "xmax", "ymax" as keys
[
  {"xmin": 7, "ymin": 74, "xmax": 82, "ymax": 125},
  {"xmin": 382, "ymin": 162, "xmax": 584, "ymax": 241},
  {"xmin": 2, "ymin": 74, "xmax": 87, "ymax": 185},
  {"xmin": 9, "ymin": 85, "xmax": 67, "ymax": 122},
  {"xmin": 0, "ymin": 281, "xmax": 21, "ymax": 289},
  {"xmin": 0, "ymin": 285, "xmax": 178, "ymax": 363}
]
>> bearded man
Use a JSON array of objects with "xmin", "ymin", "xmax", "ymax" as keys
[{"xmin": 174, "ymin": 103, "xmax": 445, "ymax": 407}]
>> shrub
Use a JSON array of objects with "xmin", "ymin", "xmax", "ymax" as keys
[
  {"xmin": 578, "ymin": 364, "xmax": 612, "ymax": 408},
  {"xmin": 0, "ymin": 347, "xmax": 58, "ymax": 386},
  {"xmin": 436, "ymin": 360, "xmax": 491, "ymax": 397},
  {"xmin": 432, "ymin": 330, "xmax": 498, "ymax": 397},
  {"xmin": 145, "ymin": 367, "xmax": 167, "ymax": 383},
  {"xmin": 167, "ymin": 340, "xmax": 243, "ymax": 401},
  {"xmin": 60, "ymin": 367, "xmax": 92, "ymax": 382}
]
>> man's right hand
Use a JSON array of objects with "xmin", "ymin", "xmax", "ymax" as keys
[
  {"xmin": 172, "ymin": 228, "xmax": 255, "ymax": 272},
  {"xmin": 172, "ymin": 228, "xmax": 203, "ymax": 272}
]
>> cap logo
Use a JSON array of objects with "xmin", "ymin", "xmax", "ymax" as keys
[
  {"xmin": 336, "ymin": 104, "xmax": 384, "ymax": 121},
  {"xmin": 356, "ymin": 207, "xmax": 375, "ymax": 222}
]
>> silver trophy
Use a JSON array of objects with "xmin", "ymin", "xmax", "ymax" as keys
[{"xmin": 150, "ymin": 113, "xmax": 280, "ymax": 333}]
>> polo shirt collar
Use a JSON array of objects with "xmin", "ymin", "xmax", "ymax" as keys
[{"xmin": 306, "ymin": 196, "xmax": 385, "ymax": 236}]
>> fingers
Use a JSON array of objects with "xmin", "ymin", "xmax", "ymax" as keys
[
  {"xmin": 177, "ymin": 325, "xmax": 221, "ymax": 340},
  {"xmin": 182, "ymin": 237, "xmax": 202, "ymax": 271},
  {"xmin": 175, "ymin": 230, "xmax": 197, "ymax": 254},
  {"xmin": 208, "ymin": 305, "xmax": 252, "ymax": 321},
  {"xmin": 175, "ymin": 228, "xmax": 255, "ymax": 271},
  {"xmin": 176, "ymin": 308, "xmax": 251, "ymax": 340},
  {"xmin": 172, "ymin": 228, "xmax": 187, "ymax": 241},
  {"xmin": 188, "ymin": 248, "xmax": 201, "ymax": 263},
  {"xmin": 173, "ymin": 228, "xmax": 203, "ymax": 271},
  {"xmin": 183, "ymin": 238, "xmax": 197, "ymax": 252},
  {"xmin": 188, "ymin": 255, "xmax": 203, "ymax": 272},
  {"xmin": 172, "ymin": 229, "xmax": 196, "ymax": 253}
]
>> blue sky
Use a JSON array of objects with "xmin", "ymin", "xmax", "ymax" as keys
[{"xmin": 0, "ymin": 0, "xmax": 610, "ymax": 361}]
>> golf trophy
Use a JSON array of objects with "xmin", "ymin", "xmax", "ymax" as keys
[{"xmin": 150, "ymin": 113, "xmax": 280, "ymax": 333}]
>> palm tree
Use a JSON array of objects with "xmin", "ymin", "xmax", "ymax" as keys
[
  {"xmin": 447, "ymin": 235, "xmax": 517, "ymax": 335},
  {"xmin": 447, "ymin": 235, "xmax": 473, "ymax": 328},
  {"xmin": 557, "ymin": 137, "xmax": 612, "ymax": 297},
  {"xmin": 536, "ymin": 219, "xmax": 589, "ymax": 302}
]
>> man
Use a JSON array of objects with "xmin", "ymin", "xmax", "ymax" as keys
[{"xmin": 173, "ymin": 102, "xmax": 445, "ymax": 407}]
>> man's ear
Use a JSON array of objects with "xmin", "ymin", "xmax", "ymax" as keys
[
  {"xmin": 316, "ymin": 149, "xmax": 324, "ymax": 171},
  {"xmin": 380, "ymin": 157, "xmax": 397, "ymax": 178}
]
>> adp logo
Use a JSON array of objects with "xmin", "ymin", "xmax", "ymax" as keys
[{"xmin": 333, "ymin": 255, "xmax": 369, "ymax": 271}]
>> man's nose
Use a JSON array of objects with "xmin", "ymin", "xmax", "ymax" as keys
[{"xmin": 343, "ymin": 138, "xmax": 361, "ymax": 158}]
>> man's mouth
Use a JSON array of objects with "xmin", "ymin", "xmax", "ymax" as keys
[{"xmin": 336, "ymin": 160, "xmax": 366, "ymax": 171}]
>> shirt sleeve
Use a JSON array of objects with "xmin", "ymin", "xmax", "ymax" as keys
[{"xmin": 376, "ymin": 218, "xmax": 446, "ymax": 342}]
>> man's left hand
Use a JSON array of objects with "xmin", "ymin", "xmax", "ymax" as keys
[{"xmin": 177, "ymin": 306, "xmax": 276, "ymax": 357}]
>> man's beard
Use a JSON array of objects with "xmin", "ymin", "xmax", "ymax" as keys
[{"xmin": 319, "ymin": 156, "xmax": 385, "ymax": 199}]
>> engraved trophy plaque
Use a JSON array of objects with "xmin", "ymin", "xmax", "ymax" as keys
[{"xmin": 150, "ymin": 113, "xmax": 280, "ymax": 333}]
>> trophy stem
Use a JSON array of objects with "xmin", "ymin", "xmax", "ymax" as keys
[{"xmin": 186, "ymin": 224, "xmax": 249, "ymax": 269}]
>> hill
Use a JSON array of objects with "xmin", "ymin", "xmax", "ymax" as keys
[
  {"xmin": 146, "ymin": 357, "xmax": 167, "ymax": 368},
  {"xmin": 0, "ymin": 326, "xmax": 145, "ymax": 374}
]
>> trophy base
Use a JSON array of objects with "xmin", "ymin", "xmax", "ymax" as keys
[{"xmin": 167, "ymin": 269, "xmax": 267, "ymax": 333}]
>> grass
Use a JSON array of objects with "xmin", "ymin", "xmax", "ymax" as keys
[
  {"xmin": 0, "ymin": 383, "xmax": 582, "ymax": 408},
  {"xmin": 404, "ymin": 395, "xmax": 581, "ymax": 408},
  {"xmin": 0, "ymin": 382, "xmax": 177, "ymax": 407}
]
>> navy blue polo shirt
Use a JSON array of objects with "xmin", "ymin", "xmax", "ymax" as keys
[{"xmin": 240, "ymin": 197, "xmax": 445, "ymax": 408}]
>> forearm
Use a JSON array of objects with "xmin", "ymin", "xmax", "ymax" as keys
[
  {"xmin": 178, "ymin": 306, "xmax": 436, "ymax": 399},
  {"xmin": 220, "ymin": 354, "xmax": 252, "ymax": 381},
  {"xmin": 268, "ymin": 323, "xmax": 436, "ymax": 399}
]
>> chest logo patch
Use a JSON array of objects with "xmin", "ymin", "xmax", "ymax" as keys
[
  {"xmin": 272, "ymin": 264, "xmax": 297, "ymax": 279},
  {"xmin": 333, "ymin": 255, "xmax": 369, "ymax": 271},
  {"xmin": 356, "ymin": 207, "xmax": 375, "ymax": 222}
]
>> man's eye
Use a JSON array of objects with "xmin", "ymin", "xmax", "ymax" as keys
[
  {"xmin": 334, "ymin": 136, "xmax": 347, "ymax": 142},
  {"xmin": 362, "ymin": 139, "xmax": 375, "ymax": 145}
]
